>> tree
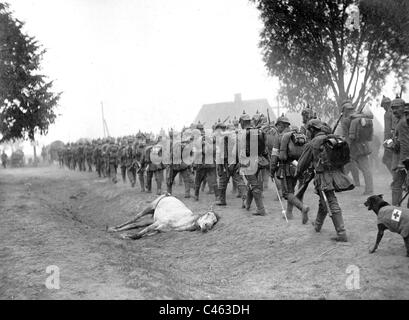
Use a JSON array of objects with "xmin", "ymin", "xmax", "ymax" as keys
[
  {"xmin": 252, "ymin": 0, "xmax": 409, "ymax": 121},
  {"xmin": 0, "ymin": 2, "xmax": 60, "ymax": 142}
]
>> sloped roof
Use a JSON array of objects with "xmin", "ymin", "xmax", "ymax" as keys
[{"xmin": 194, "ymin": 94, "xmax": 277, "ymax": 128}]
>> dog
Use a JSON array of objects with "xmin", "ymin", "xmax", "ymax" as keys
[{"xmin": 364, "ymin": 194, "xmax": 409, "ymax": 257}]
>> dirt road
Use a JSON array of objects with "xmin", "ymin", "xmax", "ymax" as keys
[{"xmin": 1, "ymin": 166, "xmax": 409, "ymax": 299}]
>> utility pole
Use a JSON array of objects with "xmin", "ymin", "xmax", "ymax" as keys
[{"xmin": 101, "ymin": 102, "xmax": 110, "ymax": 138}]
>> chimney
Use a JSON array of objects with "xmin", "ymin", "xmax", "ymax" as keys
[{"xmin": 234, "ymin": 93, "xmax": 242, "ymax": 103}]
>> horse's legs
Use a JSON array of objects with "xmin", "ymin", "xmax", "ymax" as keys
[
  {"xmin": 121, "ymin": 222, "xmax": 160, "ymax": 240},
  {"xmin": 108, "ymin": 205, "xmax": 154, "ymax": 232}
]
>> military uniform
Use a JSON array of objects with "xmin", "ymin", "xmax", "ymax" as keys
[
  {"xmin": 390, "ymin": 97, "xmax": 407, "ymax": 206},
  {"xmin": 107, "ymin": 138, "xmax": 119, "ymax": 183},
  {"xmin": 118, "ymin": 139, "xmax": 128, "ymax": 183},
  {"xmin": 193, "ymin": 133, "xmax": 218, "ymax": 201},
  {"xmin": 71, "ymin": 143, "xmax": 78, "ymax": 170},
  {"xmin": 125, "ymin": 139, "xmax": 137, "ymax": 187},
  {"xmin": 84, "ymin": 142, "xmax": 93, "ymax": 172},
  {"xmin": 77, "ymin": 142, "xmax": 86, "ymax": 171},
  {"xmin": 348, "ymin": 111, "xmax": 374, "ymax": 195},
  {"xmin": 93, "ymin": 141, "xmax": 103, "ymax": 177},
  {"xmin": 271, "ymin": 118, "xmax": 309, "ymax": 221},
  {"xmin": 296, "ymin": 120, "xmax": 354, "ymax": 241},
  {"xmin": 239, "ymin": 112, "xmax": 269, "ymax": 215},
  {"xmin": 166, "ymin": 133, "xmax": 193, "ymax": 198},
  {"xmin": 145, "ymin": 142, "xmax": 164, "ymax": 195},
  {"xmin": 382, "ymin": 96, "xmax": 394, "ymax": 173},
  {"xmin": 215, "ymin": 122, "xmax": 247, "ymax": 207},
  {"xmin": 1, "ymin": 152, "xmax": 8, "ymax": 168}
]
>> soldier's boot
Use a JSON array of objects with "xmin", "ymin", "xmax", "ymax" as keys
[
  {"xmin": 146, "ymin": 178, "xmax": 152, "ymax": 193},
  {"xmin": 194, "ymin": 187, "xmax": 200, "ymax": 201},
  {"xmin": 184, "ymin": 183, "xmax": 191, "ymax": 198},
  {"xmin": 216, "ymin": 188, "xmax": 227, "ymax": 206},
  {"xmin": 139, "ymin": 176, "xmax": 145, "ymax": 192},
  {"xmin": 156, "ymin": 179, "xmax": 162, "ymax": 195},
  {"xmin": 252, "ymin": 190, "xmax": 266, "ymax": 216},
  {"xmin": 330, "ymin": 213, "xmax": 348, "ymax": 242},
  {"xmin": 287, "ymin": 194, "xmax": 310, "ymax": 224},
  {"xmin": 392, "ymin": 189, "xmax": 402, "ymax": 206},
  {"xmin": 312, "ymin": 208, "xmax": 326, "ymax": 233},
  {"xmin": 245, "ymin": 188, "xmax": 253, "ymax": 211},
  {"xmin": 122, "ymin": 170, "xmax": 126, "ymax": 183},
  {"xmin": 167, "ymin": 184, "xmax": 172, "ymax": 195},
  {"xmin": 213, "ymin": 185, "xmax": 220, "ymax": 202},
  {"xmin": 285, "ymin": 202, "xmax": 294, "ymax": 220}
]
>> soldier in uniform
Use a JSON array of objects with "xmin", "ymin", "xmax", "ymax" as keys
[
  {"xmin": 71, "ymin": 142, "xmax": 78, "ymax": 170},
  {"xmin": 134, "ymin": 133, "xmax": 147, "ymax": 192},
  {"xmin": 271, "ymin": 117, "xmax": 309, "ymax": 222},
  {"xmin": 300, "ymin": 105, "xmax": 315, "ymax": 136},
  {"xmin": 145, "ymin": 139, "xmax": 165, "ymax": 195},
  {"xmin": 119, "ymin": 138, "xmax": 128, "ymax": 183},
  {"xmin": 107, "ymin": 137, "xmax": 119, "ymax": 183},
  {"xmin": 1, "ymin": 150, "xmax": 8, "ymax": 168},
  {"xmin": 166, "ymin": 130, "xmax": 193, "ymax": 198},
  {"xmin": 214, "ymin": 120, "xmax": 247, "ymax": 207},
  {"xmin": 85, "ymin": 141, "xmax": 93, "ymax": 172},
  {"xmin": 296, "ymin": 119, "xmax": 354, "ymax": 242},
  {"xmin": 57, "ymin": 147, "xmax": 64, "ymax": 168},
  {"xmin": 78, "ymin": 142, "xmax": 86, "ymax": 171},
  {"xmin": 381, "ymin": 96, "xmax": 393, "ymax": 173},
  {"xmin": 390, "ymin": 97, "xmax": 408, "ymax": 206},
  {"xmin": 239, "ymin": 111, "xmax": 269, "ymax": 215},
  {"xmin": 125, "ymin": 138, "xmax": 137, "ymax": 187},
  {"xmin": 340, "ymin": 99, "xmax": 361, "ymax": 187},
  {"xmin": 101, "ymin": 138, "xmax": 111, "ymax": 178},
  {"xmin": 93, "ymin": 140, "xmax": 103, "ymax": 178},
  {"xmin": 192, "ymin": 123, "xmax": 219, "ymax": 202},
  {"xmin": 253, "ymin": 111, "xmax": 270, "ymax": 192}
]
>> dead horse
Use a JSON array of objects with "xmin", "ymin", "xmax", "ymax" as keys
[{"xmin": 107, "ymin": 194, "xmax": 219, "ymax": 239}]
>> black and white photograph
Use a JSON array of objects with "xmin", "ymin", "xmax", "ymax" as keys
[{"xmin": 1, "ymin": 0, "xmax": 409, "ymax": 304}]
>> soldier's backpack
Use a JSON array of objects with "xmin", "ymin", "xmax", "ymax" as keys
[
  {"xmin": 320, "ymin": 135, "xmax": 350, "ymax": 168},
  {"xmin": 279, "ymin": 131, "xmax": 307, "ymax": 161}
]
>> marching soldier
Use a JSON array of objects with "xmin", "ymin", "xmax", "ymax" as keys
[
  {"xmin": 107, "ymin": 137, "xmax": 119, "ymax": 183},
  {"xmin": 300, "ymin": 105, "xmax": 315, "ymax": 136},
  {"xmin": 166, "ymin": 129, "xmax": 193, "ymax": 198},
  {"xmin": 239, "ymin": 111, "xmax": 269, "ymax": 215},
  {"xmin": 77, "ymin": 142, "xmax": 86, "ymax": 171},
  {"xmin": 126, "ymin": 138, "xmax": 137, "ymax": 187},
  {"xmin": 192, "ymin": 124, "xmax": 219, "ymax": 202},
  {"xmin": 1, "ymin": 150, "xmax": 8, "ymax": 168},
  {"xmin": 145, "ymin": 139, "xmax": 165, "ymax": 195},
  {"xmin": 119, "ymin": 138, "xmax": 128, "ymax": 183},
  {"xmin": 381, "ymin": 96, "xmax": 394, "ymax": 173},
  {"xmin": 390, "ymin": 96, "xmax": 408, "ymax": 206},
  {"xmin": 93, "ymin": 140, "xmax": 103, "ymax": 178},
  {"xmin": 85, "ymin": 141, "xmax": 93, "ymax": 172},
  {"xmin": 72, "ymin": 142, "xmax": 78, "ymax": 170},
  {"xmin": 340, "ymin": 99, "xmax": 361, "ymax": 187},
  {"xmin": 134, "ymin": 133, "xmax": 147, "ymax": 192},
  {"xmin": 296, "ymin": 119, "xmax": 354, "ymax": 242},
  {"xmin": 271, "ymin": 121, "xmax": 309, "ymax": 222},
  {"xmin": 215, "ymin": 120, "xmax": 247, "ymax": 207}
]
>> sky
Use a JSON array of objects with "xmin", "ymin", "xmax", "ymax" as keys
[{"xmin": 7, "ymin": 0, "xmax": 280, "ymax": 147}]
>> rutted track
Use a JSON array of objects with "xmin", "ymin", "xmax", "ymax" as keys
[{"xmin": 1, "ymin": 166, "xmax": 409, "ymax": 299}]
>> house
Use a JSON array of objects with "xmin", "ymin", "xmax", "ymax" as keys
[{"xmin": 194, "ymin": 94, "xmax": 277, "ymax": 128}]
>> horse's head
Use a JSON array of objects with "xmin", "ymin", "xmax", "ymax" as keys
[{"xmin": 196, "ymin": 206, "xmax": 219, "ymax": 232}]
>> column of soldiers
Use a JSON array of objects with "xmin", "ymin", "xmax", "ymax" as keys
[{"xmin": 58, "ymin": 96, "xmax": 409, "ymax": 244}]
